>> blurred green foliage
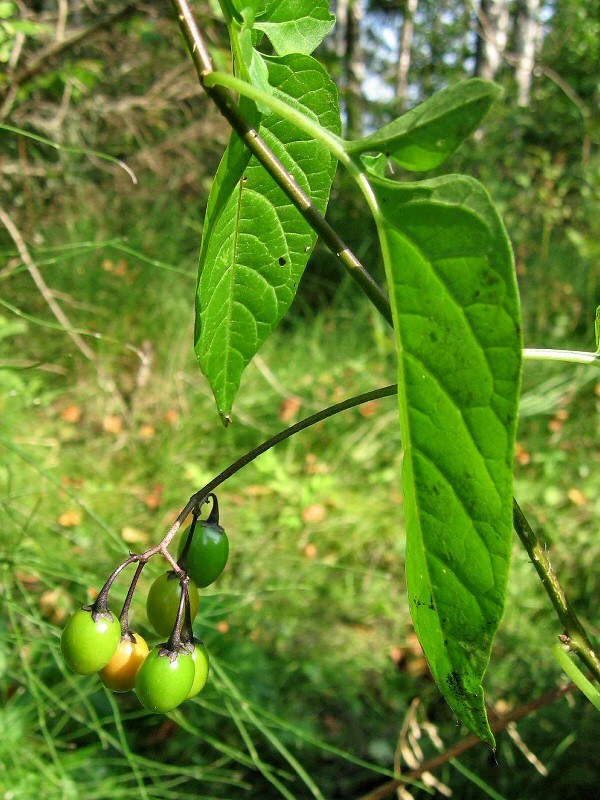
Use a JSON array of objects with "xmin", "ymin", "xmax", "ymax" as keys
[{"xmin": 1, "ymin": 0, "xmax": 599, "ymax": 798}]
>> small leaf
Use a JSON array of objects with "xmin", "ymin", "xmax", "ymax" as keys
[
  {"xmin": 370, "ymin": 173, "xmax": 522, "ymax": 744},
  {"xmin": 196, "ymin": 53, "xmax": 340, "ymax": 418},
  {"xmin": 346, "ymin": 80, "xmax": 501, "ymax": 171},
  {"xmin": 234, "ymin": 0, "xmax": 334, "ymax": 55},
  {"xmin": 237, "ymin": 24, "xmax": 272, "ymax": 108},
  {"xmin": 361, "ymin": 152, "xmax": 388, "ymax": 177}
]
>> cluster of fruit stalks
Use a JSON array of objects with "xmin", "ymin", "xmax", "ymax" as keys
[{"xmin": 60, "ymin": 494, "xmax": 229, "ymax": 713}]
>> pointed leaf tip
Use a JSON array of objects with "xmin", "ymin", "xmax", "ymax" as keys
[
  {"xmin": 346, "ymin": 79, "xmax": 502, "ymax": 171},
  {"xmin": 195, "ymin": 53, "xmax": 341, "ymax": 418},
  {"xmin": 371, "ymin": 172, "xmax": 521, "ymax": 743}
]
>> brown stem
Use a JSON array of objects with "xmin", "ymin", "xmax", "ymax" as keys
[{"xmin": 357, "ymin": 683, "xmax": 574, "ymax": 800}]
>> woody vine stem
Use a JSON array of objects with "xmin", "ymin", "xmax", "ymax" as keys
[{"xmin": 168, "ymin": 0, "xmax": 600, "ymax": 686}]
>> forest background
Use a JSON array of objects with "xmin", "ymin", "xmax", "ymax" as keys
[{"xmin": 1, "ymin": 0, "xmax": 599, "ymax": 798}]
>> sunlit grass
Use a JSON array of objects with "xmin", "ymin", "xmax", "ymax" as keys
[{"xmin": 1, "ymin": 226, "xmax": 599, "ymax": 798}]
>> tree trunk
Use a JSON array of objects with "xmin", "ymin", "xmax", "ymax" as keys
[
  {"xmin": 474, "ymin": 0, "xmax": 509, "ymax": 80},
  {"xmin": 344, "ymin": 0, "xmax": 365, "ymax": 139},
  {"xmin": 335, "ymin": 0, "xmax": 349, "ymax": 59},
  {"xmin": 514, "ymin": 0, "xmax": 541, "ymax": 107},
  {"xmin": 396, "ymin": 0, "xmax": 419, "ymax": 111}
]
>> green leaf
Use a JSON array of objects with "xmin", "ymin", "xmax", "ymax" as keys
[
  {"xmin": 371, "ymin": 173, "xmax": 522, "ymax": 744},
  {"xmin": 361, "ymin": 153, "xmax": 388, "ymax": 178},
  {"xmin": 236, "ymin": 25, "xmax": 272, "ymax": 110},
  {"xmin": 346, "ymin": 80, "xmax": 501, "ymax": 171},
  {"xmin": 235, "ymin": 0, "xmax": 334, "ymax": 56},
  {"xmin": 196, "ymin": 53, "xmax": 340, "ymax": 420},
  {"xmin": 595, "ymin": 305, "xmax": 600, "ymax": 352}
]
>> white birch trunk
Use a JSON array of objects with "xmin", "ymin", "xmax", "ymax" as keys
[
  {"xmin": 475, "ymin": 0, "xmax": 510, "ymax": 80},
  {"xmin": 396, "ymin": 0, "xmax": 419, "ymax": 110},
  {"xmin": 514, "ymin": 0, "xmax": 541, "ymax": 107}
]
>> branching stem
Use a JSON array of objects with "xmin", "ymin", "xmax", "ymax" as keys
[
  {"xmin": 170, "ymin": 0, "xmax": 392, "ymax": 326},
  {"xmin": 103, "ymin": 386, "xmax": 399, "ymax": 591},
  {"xmin": 170, "ymin": 0, "xmax": 600, "ymax": 688}
]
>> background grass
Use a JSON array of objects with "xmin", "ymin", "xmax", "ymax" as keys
[
  {"xmin": 1, "ymin": 192, "xmax": 599, "ymax": 799},
  {"xmin": 1, "ymin": 4, "xmax": 599, "ymax": 789}
]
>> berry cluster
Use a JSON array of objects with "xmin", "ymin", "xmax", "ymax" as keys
[{"xmin": 60, "ymin": 494, "xmax": 229, "ymax": 713}]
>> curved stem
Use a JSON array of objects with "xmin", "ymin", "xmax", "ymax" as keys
[
  {"xmin": 93, "ymin": 553, "xmax": 139, "ymax": 614},
  {"xmin": 203, "ymin": 71, "xmax": 347, "ymax": 160},
  {"xmin": 202, "ymin": 74, "xmax": 600, "ymax": 374},
  {"xmin": 154, "ymin": 384, "xmax": 399, "ymax": 552},
  {"xmin": 119, "ymin": 559, "xmax": 147, "ymax": 638},
  {"xmin": 202, "ymin": 72, "xmax": 385, "ymax": 224}
]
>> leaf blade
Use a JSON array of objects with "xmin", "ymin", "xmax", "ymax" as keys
[
  {"xmin": 372, "ymin": 174, "xmax": 522, "ymax": 743},
  {"xmin": 254, "ymin": 0, "xmax": 334, "ymax": 56},
  {"xmin": 196, "ymin": 53, "xmax": 340, "ymax": 419},
  {"xmin": 346, "ymin": 80, "xmax": 501, "ymax": 171},
  {"xmin": 233, "ymin": 0, "xmax": 334, "ymax": 56}
]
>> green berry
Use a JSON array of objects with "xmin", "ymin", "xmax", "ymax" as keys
[
  {"xmin": 135, "ymin": 645, "xmax": 195, "ymax": 713},
  {"xmin": 186, "ymin": 642, "xmax": 210, "ymax": 700},
  {"xmin": 146, "ymin": 571, "xmax": 200, "ymax": 637},
  {"xmin": 178, "ymin": 521, "xmax": 229, "ymax": 588},
  {"xmin": 61, "ymin": 606, "xmax": 121, "ymax": 675}
]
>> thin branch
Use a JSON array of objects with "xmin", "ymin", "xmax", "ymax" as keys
[
  {"xmin": 513, "ymin": 500, "xmax": 600, "ymax": 681},
  {"xmin": 170, "ymin": 0, "xmax": 393, "ymax": 327},
  {"xmin": 154, "ymin": 384, "xmax": 400, "ymax": 554},
  {"xmin": 100, "ymin": 385, "xmax": 399, "ymax": 579},
  {"xmin": 356, "ymin": 683, "xmax": 574, "ymax": 800}
]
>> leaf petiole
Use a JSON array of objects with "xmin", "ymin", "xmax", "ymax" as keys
[
  {"xmin": 523, "ymin": 348, "xmax": 600, "ymax": 367},
  {"xmin": 553, "ymin": 644, "xmax": 600, "ymax": 711},
  {"xmin": 203, "ymin": 70, "xmax": 347, "ymax": 160}
]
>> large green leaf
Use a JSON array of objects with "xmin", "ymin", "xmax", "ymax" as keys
[
  {"xmin": 196, "ymin": 53, "xmax": 340, "ymax": 421},
  {"xmin": 233, "ymin": 0, "xmax": 334, "ymax": 56},
  {"xmin": 346, "ymin": 80, "xmax": 501, "ymax": 171},
  {"xmin": 371, "ymin": 174, "xmax": 522, "ymax": 744}
]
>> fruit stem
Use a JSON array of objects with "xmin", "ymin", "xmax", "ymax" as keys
[
  {"xmin": 118, "ymin": 559, "xmax": 147, "ymax": 638},
  {"xmin": 93, "ymin": 553, "xmax": 140, "ymax": 617},
  {"xmin": 165, "ymin": 574, "xmax": 190, "ymax": 653},
  {"xmin": 177, "ymin": 511, "xmax": 200, "ymax": 570},
  {"xmin": 207, "ymin": 493, "xmax": 219, "ymax": 526},
  {"xmin": 179, "ymin": 585, "xmax": 195, "ymax": 647}
]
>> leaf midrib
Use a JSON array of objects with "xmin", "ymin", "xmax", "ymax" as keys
[{"xmin": 221, "ymin": 167, "xmax": 247, "ymax": 402}]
